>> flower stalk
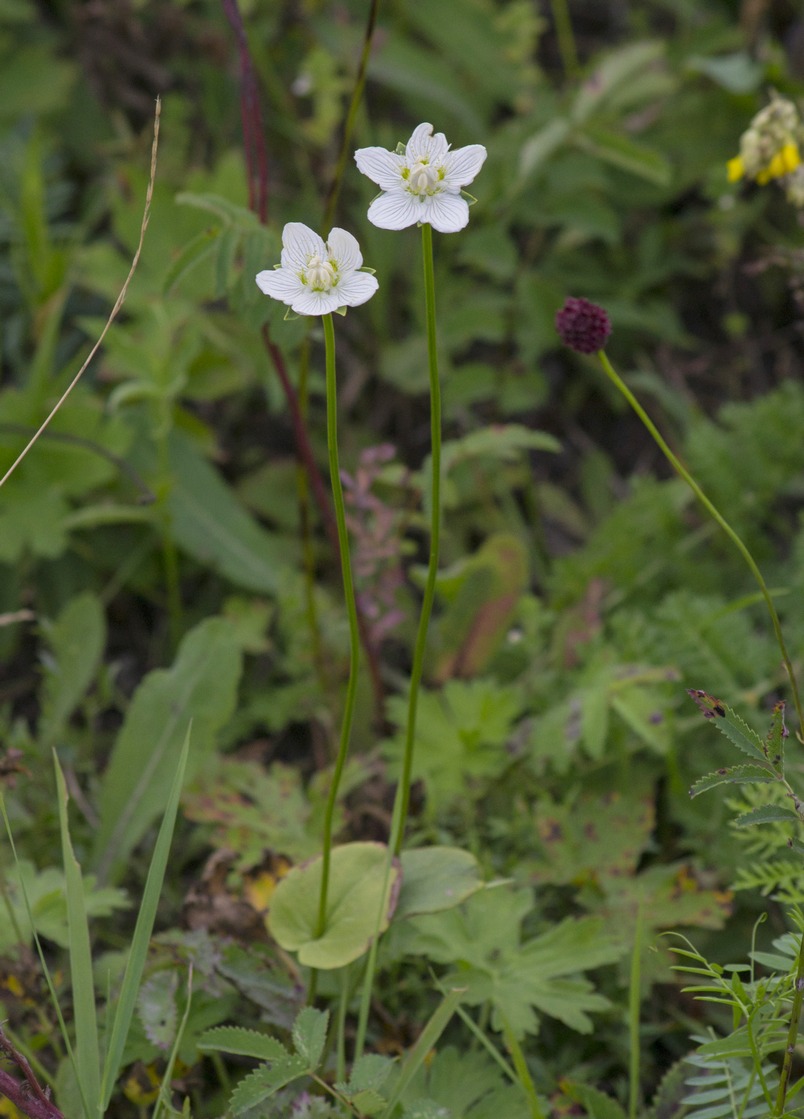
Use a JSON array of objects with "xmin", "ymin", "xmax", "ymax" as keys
[
  {"xmin": 315, "ymin": 312, "xmax": 362, "ymax": 939},
  {"xmin": 595, "ymin": 348, "xmax": 804, "ymax": 735},
  {"xmin": 388, "ymin": 222, "xmax": 442, "ymax": 857}
]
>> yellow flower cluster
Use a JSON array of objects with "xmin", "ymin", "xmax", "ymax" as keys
[
  {"xmin": 727, "ymin": 140, "xmax": 801, "ymax": 185},
  {"xmin": 727, "ymin": 93, "xmax": 804, "ymax": 204}
]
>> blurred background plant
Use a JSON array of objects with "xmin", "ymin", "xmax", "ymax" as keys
[{"xmin": 3, "ymin": 0, "xmax": 804, "ymax": 1115}]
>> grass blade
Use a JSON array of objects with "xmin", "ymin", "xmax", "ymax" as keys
[
  {"xmin": 100, "ymin": 723, "xmax": 191, "ymax": 1111},
  {"xmin": 380, "ymin": 986, "xmax": 464, "ymax": 1117},
  {"xmin": 54, "ymin": 753, "xmax": 100, "ymax": 1119}
]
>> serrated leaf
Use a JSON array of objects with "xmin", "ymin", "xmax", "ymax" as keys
[
  {"xmin": 562, "ymin": 1081, "xmax": 628, "ymax": 1119},
  {"xmin": 337, "ymin": 1053, "xmax": 394, "ymax": 1095},
  {"xmin": 291, "ymin": 1007, "xmax": 328, "ymax": 1068},
  {"xmin": 688, "ymin": 691, "xmax": 766, "ymax": 761},
  {"xmin": 197, "ymin": 1026, "xmax": 288, "ymax": 1062},
  {"xmin": 734, "ymin": 805, "xmax": 801, "ymax": 828},
  {"xmin": 690, "ymin": 765, "xmax": 774, "ymax": 797},
  {"xmin": 347, "ymin": 1089, "xmax": 388, "ymax": 1115},
  {"xmin": 229, "ymin": 1057, "xmax": 308, "ymax": 1115}
]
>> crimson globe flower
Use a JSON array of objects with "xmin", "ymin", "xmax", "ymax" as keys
[{"xmin": 555, "ymin": 297, "xmax": 612, "ymax": 354}]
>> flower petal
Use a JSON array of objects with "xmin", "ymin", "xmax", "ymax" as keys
[
  {"xmin": 406, "ymin": 122, "xmax": 449, "ymax": 164},
  {"xmin": 354, "ymin": 146, "xmax": 404, "ymax": 190},
  {"xmin": 256, "ymin": 266, "xmax": 305, "ymax": 304},
  {"xmin": 280, "ymin": 222, "xmax": 325, "ymax": 271},
  {"xmin": 366, "ymin": 190, "xmax": 422, "ymax": 230},
  {"xmin": 335, "ymin": 271, "xmax": 379, "ymax": 307},
  {"xmin": 327, "ymin": 227, "xmax": 363, "ymax": 272},
  {"xmin": 441, "ymin": 144, "xmax": 487, "ymax": 189},
  {"xmin": 422, "ymin": 192, "xmax": 470, "ymax": 233},
  {"xmin": 291, "ymin": 288, "xmax": 342, "ymax": 316}
]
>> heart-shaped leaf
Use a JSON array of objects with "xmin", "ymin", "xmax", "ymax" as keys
[{"xmin": 268, "ymin": 842, "xmax": 401, "ymax": 968}]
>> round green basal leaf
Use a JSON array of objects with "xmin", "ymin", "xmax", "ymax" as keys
[
  {"xmin": 394, "ymin": 846, "xmax": 483, "ymax": 920},
  {"xmin": 268, "ymin": 842, "xmax": 401, "ymax": 969}
]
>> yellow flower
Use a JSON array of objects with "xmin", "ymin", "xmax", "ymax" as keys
[
  {"xmin": 727, "ymin": 155, "xmax": 745, "ymax": 182},
  {"xmin": 756, "ymin": 140, "xmax": 801, "ymax": 183}
]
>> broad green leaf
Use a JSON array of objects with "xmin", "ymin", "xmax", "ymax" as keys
[
  {"xmin": 571, "ymin": 41, "xmax": 666, "ymax": 123},
  {"xmin": 198, "ymin": 1026, "xmax": 288, "ymax": 1062},
  {"xmin": 686, "ymin": 52, "xmax": 763, "ymax": 94},
  {"xmin": 268, "ymin": 842, "xmax": 401, "ymax": 969},
  {"xmin": 0, "ymin": 859, "xmax": 127, "ymax": 953},
  {"xmin": 690, "ymin": 764, "xmax": 775, "ymax": 798},
  {"xmin": 100, "ymin": 728, "xmax": 190, "ymax": 1110},
  {"xmin": 54, "ymin": 755, "xmax": 100, "ymax": 1119},
  {"xmin": 162, "ymin": 227, "xmax": 221, "ymax": 295},
  {"xmin": 94, "ymin": 616, "xmax": 244, "ymax": 883},
  {"xmin": 518, "ymin": 118, "xmax": 571, "ymax": 182},
  {"xmin": 395, "ymin": 847, "xmax": 483, "ymax": 920},
  {"xmin": 433, "ymin": 534, "xmax": 529, "ymax": 683},
  {"xmin": 399, "ymin": 889, "xmax": 623, "ymax": 1038},
  {"xmin": 574, "ymin": 125, "xmax": 671, "ymax": 186},
  {"xmin": 168, "ymin": 432, "xmax": 291, "ymax": 594},
  {"xmin": 39, "ymin": 592, "xmax": 106, "ymax": 748}
]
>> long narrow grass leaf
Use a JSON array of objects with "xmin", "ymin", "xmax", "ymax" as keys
[
  {"xmin": 0, "ymin": 796, "xmax": 88, "ymax": 1117},
  {"xmin": 100, "ymin": 724, "xmax": 191, "ymax": 1110},
  {"xmin": 54, "ymin": 754, "xmax": 100, "ymax": 1119},
  {"xmin": 380, "ymin": 987, "xmax": 464, "ymax": 1117}
]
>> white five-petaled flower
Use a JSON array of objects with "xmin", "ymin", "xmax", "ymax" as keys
[
  {"xmin": 256, "ymin": 223, "xmax": 379, "ymax": 316},
  {"xmin": 354, "ymin": 122, "xmax": 487, "ymax": 233}
]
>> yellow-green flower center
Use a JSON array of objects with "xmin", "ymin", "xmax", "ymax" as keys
[
  {"xmin": 408, "ymin": 160, "xmax": 440, "ymax": 197},
  {"xmin": 305, "ymin": 253, "xmax": 337, "ymax": 291}
]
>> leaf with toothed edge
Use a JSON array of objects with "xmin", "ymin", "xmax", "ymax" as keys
[
  {"xmin": 687, "ymin": 691, "xmax": 766, "ymax": 762},
  {"xmin": 690, "ymin": 764, "xmax": 775, "ymax": 798}
]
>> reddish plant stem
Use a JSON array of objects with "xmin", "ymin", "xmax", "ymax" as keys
[
  {"xmin": 0, "ymin": 1030, "xmax": 64, "ymax": 1119},
  {"xmin": 221, "ymin": 0, "xmax": 269, "ymax": 223},
  {"xmin": 222, "ymin": 0, "xmax": 385, "ymax": 718}
]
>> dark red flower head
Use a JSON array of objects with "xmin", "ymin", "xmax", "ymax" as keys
[{"xmin": 555, "ymin": 297, "xmax": 611, "ymax": 354}]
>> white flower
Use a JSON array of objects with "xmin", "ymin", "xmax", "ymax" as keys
[
  {"xmin": 256, "ymin": 223, "xmax": 378, "ymax": 316},
  {"xmin": 354, "ymin": 122, "xmax": 487, "ymax": 233}
]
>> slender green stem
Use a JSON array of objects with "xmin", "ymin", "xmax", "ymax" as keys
[
  {"xmin": 315, "ymin": 314, "xmax": 362, "ymax": 939},
  {"xmin": 296, "ymin": 335, "xmax": 328, "ymax": 696},
  {"xmin": 549, "ymin": 0, "xmax": 580, "ymax": 81},
  {"xmin": 775, "ymin": 931, "xmax": 804, "ymax": 1115},
  {"xmin": 597, "ymin": 350, "xmax": 804, "ymax": 735},
  {"xmin": 354, "ymin": 223, "xmax": 443, "ymax": 1057},
  {"xmin": 388, "ymin": 221, "xmax": 442, "ymax": 858}
]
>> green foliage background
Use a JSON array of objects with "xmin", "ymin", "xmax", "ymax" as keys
[{"xmin": 3, "ymin": 0, "xmax": 804, "ymax": 1116}]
